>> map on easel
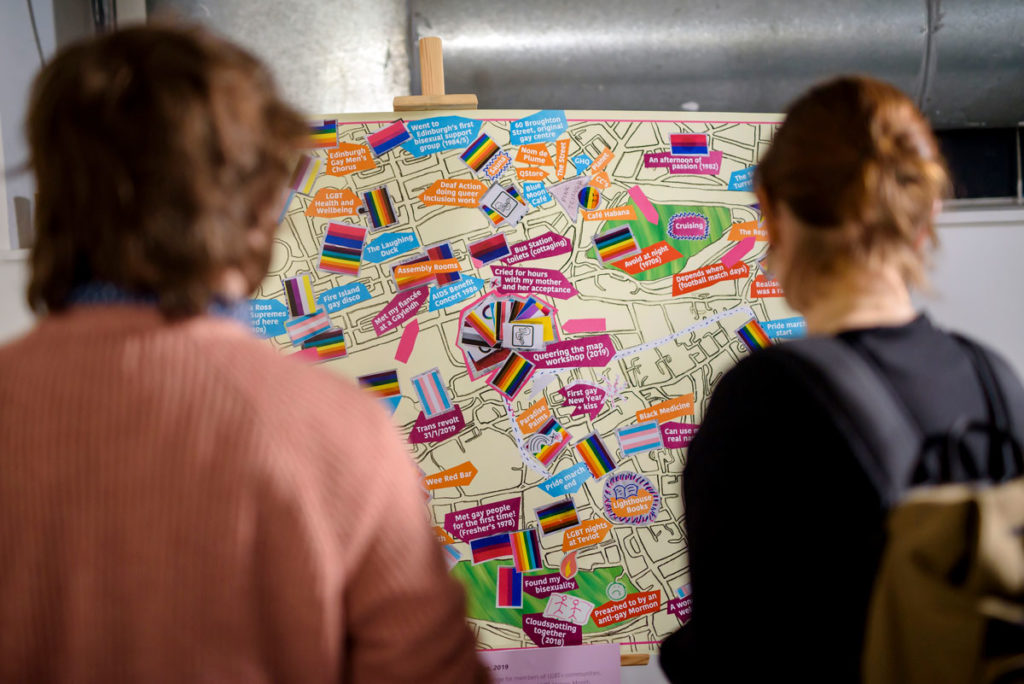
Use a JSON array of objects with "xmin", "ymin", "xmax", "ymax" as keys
[{"xmin": 252, "ymin": 107, "xmax": 798, "ymax": 657}]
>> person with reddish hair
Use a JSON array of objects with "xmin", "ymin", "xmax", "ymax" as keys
[
  {"xmin": 0, "ymin": 25, "xmax": 486, "ymax": 684},
  {"xmin": 659, "ymin": 76, "xmax": 1024, "ymax": 681}
]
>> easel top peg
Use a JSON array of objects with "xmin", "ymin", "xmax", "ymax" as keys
[{"xmin": 393, "ymin": 36, "xmax": 478, "ymax": 111}]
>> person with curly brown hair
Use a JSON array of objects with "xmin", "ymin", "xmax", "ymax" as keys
[{"xmin": 0, "ymin": 24, "xmax": 486, "ymax": 684}]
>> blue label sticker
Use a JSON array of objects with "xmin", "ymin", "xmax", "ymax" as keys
[
  {"xmin": 510, "ymin": 110, "xmax": 568, "ymax": 146},
  {"xmin": 401, "ymin": 116, "xmax": 482, "ymax": 157},
  {"xmin": 363, "ymin": 232, "xmax": 421, "ymax": 264},
  {"xmin": 317, "ymin": 282, "xmax": 372, "ymax": 313},
  {"xmin": 521, "ymin": 181, "xmax": 553, "ymax": 207},
  {"xmin": 538, "ymin": 462, "xmax": 592, "ymax": 497},
  {"xmin": 429, "ymin": 276, "xmax": 485, "ymax": 311},
  {"xmin": 728, "ymin": 165, "xmax": 756, "ymax": 191},
  {"xmin": 249, "ymin": 299, "xmax": 290, "ymax": 338},
  {"xmin": 761, "ymin": 316, "xmax": 807, "ymax": 340},
  {"xmin": 571, "ymin": 153, "xmax": 592, "ymax": 174}
]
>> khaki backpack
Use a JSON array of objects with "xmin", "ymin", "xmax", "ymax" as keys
[
  {"xmin": 864, "ymin": 478, "xmax": 1024, "ymax": 683},
  {"xmin": 785, "ymin": 334, "xmax": 1024, "ymax": 683}
]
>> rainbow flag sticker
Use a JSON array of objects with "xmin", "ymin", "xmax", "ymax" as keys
[
  {"xmin": 577, "ymin": 186, "xmax": 601, "ymax": 210},
  {"xmin": 671, "ymin": 132, "xmax": 709, "ymax": 156},
  {"xmin": 510, "ymin": 529, "xmax": 543, "ymax": 572},
  {"xmin": 616, "ymin": 421, "xmax": 664, "ymax": 456},
  {"xmin": 534, "ymin": 498, "xmax": 580, "ymax": 536},
  {"xmin": 481, "ymin": 205, "xmax": 503, "ymax": 225},
  {"xmin": 515, "ymin": 296, "xmax": 551, "ymax": 321},
  {"xmin": 488, "ymin": 352, "xmax": 535, "ymax": 401},
  {"xmin": 735, "ymin": 317, "xmax": 772, "ymax": 352},
  {"xmin": 461, "ymin": 133, "xmax": 501, "ymax": 172},
  {"xmin": 300, "ymin": 327, "xmax": 347, "ymax": 361},
  {"xmin": 496, "ymin": 565, "xmax": 523, "ymax": 609},
  {"xmin": 319, "ymin": 222, "xmax": 366, "ymax": 276},
  {"xmin": 365, "ymin": 120, "xmax": 410, "ymax": 157},
  {"xmin": 391, "ymin": 254, "xmax": 437, "ymax": 292},
  {"xmin": 425, "ymin": 242, "xmax": 461, "ymax": 285},
  {"xmin": 412, "ymin": 367, "xmax": 452, "ymax": 418},
  {"xmin": 469, "ymin": 233, "xmax": 511, "ymax": 265},
  {"xmin": 594, "ymin": 225, "xmax": 641, "ymax": 264},
  {"xmin": 463, "ymin": 310, "xmax": 498, "ymax": 348},
  {"xmin": 361, "ymin": 185, "xmax": 397, "ymax": 230},
  {"xmin": 471, "ymin": 532, "xmax": 513, "ymax": 564},
  {"xmin": 575, "ymin": 431, "xmax": 617, "ymax": 478},
  {"xmin": 358, "ymin": 369, "xmax": 401, "ymax": 415},
  {"xmin": 308, "ymin": 119, "xmax": 337, "ymax": 149},
  {"xmin": 529, "ymin": 417, "xmax": 570, "ymax": 468},
  {"xmin": 282, "ymin": 272, "xmax": 318, "ymax": 317},
  {"xmin": 284, "ymin": 310, "xmax": 331, "ymax": 346},
  {"xmin": 288, "ymin": 154, "xmax": 322, "ymax": 196}
]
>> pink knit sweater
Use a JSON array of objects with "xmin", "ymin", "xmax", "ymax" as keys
[{"xmin": 0, "ymin": 306, "xmax": 487, "ymax": 684}]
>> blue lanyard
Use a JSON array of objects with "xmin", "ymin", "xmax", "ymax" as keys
[{"xmin": 68, "ymin": 283, "xmax": 252, "ymax": 328}]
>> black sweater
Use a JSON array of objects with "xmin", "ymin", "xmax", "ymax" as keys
[{"xmin": 660, "ymin": 315, "xmax": 1017, "ymax": 683}]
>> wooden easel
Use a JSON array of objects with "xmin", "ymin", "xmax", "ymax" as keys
[
  {"xmin": 393, "ymin": 37, "xmax": 478, "ymax": 111},
  {"xmin": 393, "ymin": 33, "xmax": 652, "ymax": 673}
]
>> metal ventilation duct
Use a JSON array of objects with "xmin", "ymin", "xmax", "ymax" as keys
[
  {"xmin": 147, "ymin": 0, "xmax": 1022, "ymax": 128},
  {"xmin": 147, "ymin": 0, "xmax": 410, "ymax": 114},
  {"xmin": 410, "ymin": 0, "xmax": 1024, "ymax": 128}
]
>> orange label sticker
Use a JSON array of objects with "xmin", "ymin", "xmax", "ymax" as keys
[
  {"xmin": 304, "ymin": 187, "xmax": 361, "ymax": 218},
  {"xmin": 517, "ymin": 397, "xmax": 553, "ymax": 434},
  {"xmin": 581, "ymin": 205, "xmax": 637, "ymax": 221},
  {"xmin": 636, "ymin": 394, "xmax": 695, "ymax": 423},
  {"xmin": 612, "ymin": 241, "xmax": 683, "ymax": 275},
  {"xmin": 610, "ymin": 490, "xmax": 655, "ymax": 519},
  {"xmin": 562, "ymin": 519, "xmax": 612, "ymax": 552},
  {"xmin": 591, "ymin": 590, "xmax": 661, "ymax": 627},
  {"xmin": 727, "ymin": 220, "xmax": 768, "ymax": 241},
  {"xmin": 486, "ymin": 154, "xmax": 512, "ymax": 178},
  {"xmin": 516, "ymin": 143, "xmax": 553, "ymax": 167},
  {"xmin": 393, "ymin": 258, "xmax": 460, "ymax": 280},
  {"xmin": 672, "ymin": 262, "xmax": 749, "ymax": 296},
  {"xmin": 423, "ymin": 461, "xmax": 479, "ymax": 491},
  {"xmin": 590, "ymin": 146, "xmax": 614, "ymax": 173},
  {"xmin": 516, "ymin": 167, "xmax": 548, "ymax": 181},
  {"xmin": 325, "ymin": 143, "xmax": 376, "ymax": 177},
  {"xmin": 555, "ymin": 139, "xmax": 570, "ymax": 180},
  {"xmin": 589, "ymin": 171, "xmax": 611, "ymax": 190},
  {"xmin": 433, "ymin": 526, "xmax": 456, "ymax": 545},
  {"xmin": 750, "ymin": 275, "xmax": 785, "ymax": 298},
  {"xmin": 419, "ymin": 178, "xmax": 487, "ymax": 207}
]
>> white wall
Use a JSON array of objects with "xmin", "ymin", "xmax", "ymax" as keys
[
  {"xmin": 926, "ymin": 207, "xmax": 1024, "ymax": 375},
  {"xmin": 0, "ymin": 252, "xmax": 32, "ymax": 342},
  {"xmin": 0, "ymin": 1, "xmax": 56, "ymax": 250}
]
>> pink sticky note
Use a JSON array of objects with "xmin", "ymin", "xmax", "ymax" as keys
[
  {"xmin": 722, "ymin": 236, "xmax": 755, "ymax": 268},
  {"xmin": 395, "ymin": 318, "xmax": 419, "ymax": 364},
  {"xmin": 562, "ymin": 318, "xmax": 606, "ymax": 334},
  {"xmin": 628, "ymin": 185, "xmax": 659, "ymax": 224},
  {"xmin": 291, "ymin": 348, "xmax": 321, "ymax": 363}
]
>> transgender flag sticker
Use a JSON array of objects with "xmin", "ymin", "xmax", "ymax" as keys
[{"xmin": 412, "ymin": 367, "xmax": 453, "ymax": 418}]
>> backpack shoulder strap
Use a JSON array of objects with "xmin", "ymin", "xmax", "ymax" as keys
[
  {"xmin": 774, "ymin": 337, "xmax": 921, "ymax": 507},
  {"xmin": 951, "ymin": 335, "xmax": 1024, "ymax": 439},
  {"xmin": 949, "ymin": 335, "xmax": 1024, "ymax": 479}
]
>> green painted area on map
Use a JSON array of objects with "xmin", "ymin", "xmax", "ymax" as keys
[
  {"xmin": 586, "ymin": 200, "xmax": 731, "ymax": 281},
  {"xmin": 452, "ymin": 560, "xmax": 640, "ymax": 633}
]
